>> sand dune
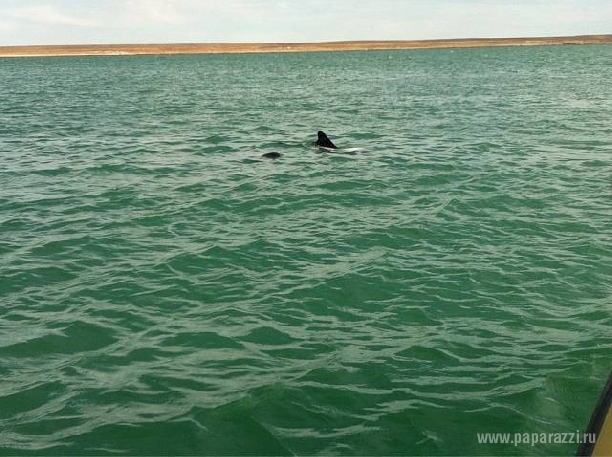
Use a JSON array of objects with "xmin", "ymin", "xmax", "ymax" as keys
[{"xmin": 1, "ymin": 35, "xmax": 611, "ymax": 57}]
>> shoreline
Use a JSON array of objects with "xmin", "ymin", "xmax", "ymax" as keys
[{"xmin": 1, "ymin": 35, "xmax": 611, "ymax": 58}]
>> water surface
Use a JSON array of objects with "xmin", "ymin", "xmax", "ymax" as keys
[{"xmin": 0, "ymin": 45, "xmax": 611, "ymax": 455}]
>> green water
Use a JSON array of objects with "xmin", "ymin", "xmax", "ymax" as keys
[{"xmin": 1, "ymin": 45, "xmax": 611, "ymax": 455}]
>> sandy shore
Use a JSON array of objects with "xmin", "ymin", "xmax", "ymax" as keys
[{"xmin": 1, "ymin": 35, "xmax": 611, "ymax": 58}]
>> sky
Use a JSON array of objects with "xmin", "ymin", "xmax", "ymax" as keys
[{"xmin": 0, "ymin": 0, "xmax": 610, "ymax": 46}]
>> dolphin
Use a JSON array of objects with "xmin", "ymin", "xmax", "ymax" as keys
[
  {"xmin": 261, "ymin": 152, "xmax": 282, "ymax": 159},
  {"xmin": 315, "ymin": 131, "xmax": 337, "ymax": 149}
]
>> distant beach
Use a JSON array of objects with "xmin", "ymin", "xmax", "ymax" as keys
[{"xmin": 1, "ymin": 35, "xmax": 611, "ymax": 57}]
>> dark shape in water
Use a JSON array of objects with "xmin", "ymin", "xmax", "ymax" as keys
[
  {"xmin": 315, "ymin": 131, "xmax": 337, "ymax": 149},
  {"xmin": 262, "ymin": 152, "xmax": 282, "ymax": 159}
]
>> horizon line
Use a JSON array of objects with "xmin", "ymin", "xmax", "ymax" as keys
[{"xmin": 1, "ymin": 34, "xmax": 611, "ymax": 58}]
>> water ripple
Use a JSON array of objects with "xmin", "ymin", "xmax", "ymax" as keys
[{"xmin": 1, "ymin": 46, "xmax": 611, "ymax": 455}]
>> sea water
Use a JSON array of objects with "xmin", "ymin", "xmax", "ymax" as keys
[{"xmin": 0, "ymin": 45, "xmax": 610, "ymax": 455}]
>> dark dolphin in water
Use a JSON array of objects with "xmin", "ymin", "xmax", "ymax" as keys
[
  {"xmin": 315, "ymin": 131, "xmax": 337, "ymax": 149},
  {"xmin": 261, "ymin": 152, "xmax": 282, "ymax": 159}
]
